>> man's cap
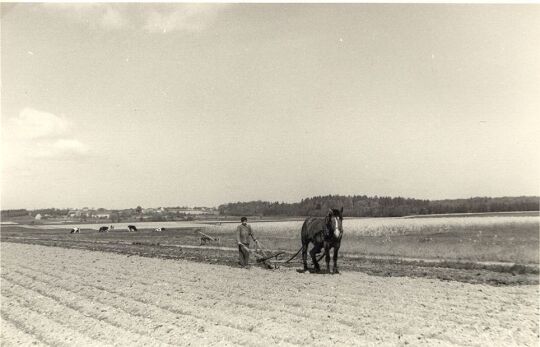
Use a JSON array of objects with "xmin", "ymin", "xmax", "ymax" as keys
[{"xmin": 241, "ymin": 217, "xmax": 247, "ymax": 222}]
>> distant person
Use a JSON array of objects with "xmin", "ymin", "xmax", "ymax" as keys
[{"xmin": 236, "ymin": 217, "xmax": 257, "ymax": 268}]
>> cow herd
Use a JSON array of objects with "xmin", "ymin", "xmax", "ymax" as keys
[{"xmin": 69, "ymin": 224, "xmax": 165, "ymax": 234}]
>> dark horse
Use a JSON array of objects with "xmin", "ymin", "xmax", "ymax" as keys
[{"xmin": 301, "ymin": 207, "xmax": 343, "ymax": 273}]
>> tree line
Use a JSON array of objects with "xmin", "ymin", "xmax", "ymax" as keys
[{"xmin": 217, "ymin": 195, "xmax": 539, "ymax": 217}]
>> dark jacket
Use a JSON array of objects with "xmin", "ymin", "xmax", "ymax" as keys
[{"xmin": 236, "ymin": 224, "xmax": 255, "ymax": 245}]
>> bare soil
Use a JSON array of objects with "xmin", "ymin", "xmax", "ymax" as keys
[{"xmin": 1, "ymin": 242, "xmax": 538, "ymax": 346}]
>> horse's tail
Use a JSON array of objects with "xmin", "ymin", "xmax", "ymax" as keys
[{"xmin": 286, "ymin": 219, "xmax": 311, "ymax": 263}]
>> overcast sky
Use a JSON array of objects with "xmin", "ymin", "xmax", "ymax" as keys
[{"xmin": 1, "ymin": 3, "xmax": 539, "ymax": 210}]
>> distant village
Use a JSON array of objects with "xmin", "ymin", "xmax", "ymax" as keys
[
  {"xmin": 3, "ymin": 195, "xmax": 537, "ymax": 223},
  {"xmin": 1, "ymin": 206, "xmax": 220, "ymax": 224}
]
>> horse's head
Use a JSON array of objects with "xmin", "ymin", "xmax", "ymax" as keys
[{"xmin": 326, "ymin": 207, "xmax": 343, "ymax": 239}]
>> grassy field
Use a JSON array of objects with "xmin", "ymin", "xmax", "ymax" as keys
[
  {"xmin": 2, "ymin": 212, "xmax": 538, "ymax": 265},
  {"xmin": 206, "ymin": 214, "xmax": 539, "ymax": 264},
  {"xmin": 0, "ymin": 215, "xmax": 540, "ymax": 284}
]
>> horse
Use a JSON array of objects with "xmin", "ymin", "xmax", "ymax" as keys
[
  {"xmin": 301, "ymin": 207, "xmax": 343, "ymax": 274},
  {"xmin": 127, "ymin": 225, "xmax": 137, "ymax": 232}
]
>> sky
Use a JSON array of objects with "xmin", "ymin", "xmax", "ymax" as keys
[{"xmin": 1, "ymin": 3, "xmax": 539, "ymax": 210}]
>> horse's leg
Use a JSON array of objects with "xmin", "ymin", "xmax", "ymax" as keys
[
  {"xmin": 310, "ymin": 243, "xmax": 322, "ymax": 272},
  {"xmin": 324, "ymin": 242, "xmax": 331, "ymax": 273},
  {"xmin": 301, "ymin": 243, "xmax": 309, "ymax": 271},
  {"xmin": 333, "ymin": 245, "xmax": 340, "ymax": 274}
]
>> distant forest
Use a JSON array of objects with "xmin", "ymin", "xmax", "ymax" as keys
[{"xmin": 218, "ymin": 195, "xmax": 540, "ymax": 217}]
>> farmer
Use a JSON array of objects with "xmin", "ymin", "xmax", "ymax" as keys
[{"xmin": 236, "ymin": 216, "xmax": 257, "ymax": 267}]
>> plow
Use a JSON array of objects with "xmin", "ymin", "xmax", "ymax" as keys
[
  {"xmin": 253, "ymin": 241, "xmax": 329, "ymax": 270},
  {"xmin": 238, "ymin": 239, "xmax": 330, "ymax": 270},
  {"xmin": 252, "ymin": 240, "xmax": 285, "ymax": 269},
  {"xmin": 198, "ymin": 230, "xmax": 220, "ymax": 246},
  {"xmin": 198, "ymin": 230, "xmax": 286, "ymax": 269},
  {"xmin": 199, "ymin": 229, "xmax": 288, "ymax": 269},
  {"xmin": 197, "ymin": 230, "xmax": 322, "ymax": 270}
]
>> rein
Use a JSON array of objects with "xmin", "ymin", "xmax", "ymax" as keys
[{"xmin": 283, "ymin": 246, "xmax": 303, "ymax": 263}]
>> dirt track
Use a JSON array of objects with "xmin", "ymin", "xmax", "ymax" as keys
[{"xmin": 1, "ymin": 242, "xmax": 538, "ymax": 346}]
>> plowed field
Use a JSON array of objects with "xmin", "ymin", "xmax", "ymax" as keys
[{"xmin": 1, "ymin": 242, "xmax": 538, "ymax": 346}]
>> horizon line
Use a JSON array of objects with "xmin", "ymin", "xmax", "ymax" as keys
[{"xmin": 2, "ymin": 194, "xmax": 539, "ymax": 211}]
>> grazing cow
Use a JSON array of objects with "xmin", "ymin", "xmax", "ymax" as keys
[
  {"xmin": 127, "ymin": 225, "xmax": 138, "ymax": 232},
  {"xmin": 98, "ymin": 226, "xmax": 109, "ymax": 233},
  {"xmin": 70, "ymin": 227, "xmax": 80, "ymax": 234},
  {"xmin": 301, "ymin": 208, "xmax": 344, "ymax": 274},
  {"xmin": 154, "ymin": 227, "xmax": 166, "ymax": 232}
]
